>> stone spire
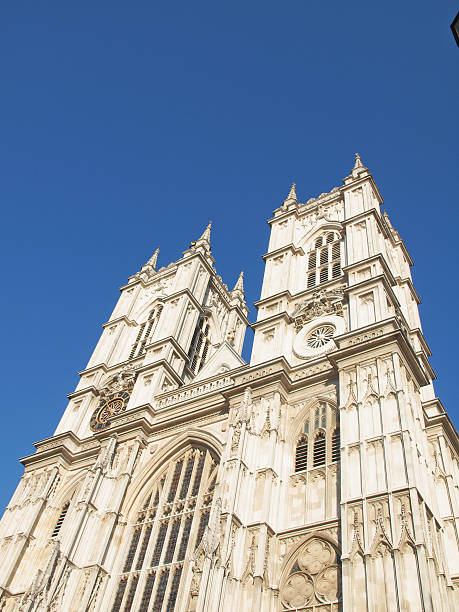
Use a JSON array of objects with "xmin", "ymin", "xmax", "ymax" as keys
[
  {"xmin": 146, "ymin": 247, "xmax": 159, "ymax": 269},
  {"xmin": 191, "ymin": 221, "xmax": 212, "ymax": 249},
  {"xmin": 353, "ymin": 153, "xmax": 364, "ymax": 171},
  {"xmin": 232, "ymin": 270, "xmax": 245, "ymax": 295},
  {"xmin": 134, "ymin": 247, "xmax": 159, "ymax": 281},
  {"xmin": 344, "ymin": 152, "xmax": 370, "ymax": 184},
  {"xmin": 283, "ymin": 183, "xmax": 297, "ymax": 206},
  {"xmin": 199, "ymin": 221, "xmax": 212, "ymax": 243}
]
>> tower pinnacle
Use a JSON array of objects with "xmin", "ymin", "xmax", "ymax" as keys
[
  {"xmin": 146, "ymin": 247, "xmax": 159, "ymax": 269},
  {"xmin": 283, "ymin": 183, "xmax": 297, "ymax": 205},
  {"xmin": 353, "ymin": 153, "xmax": 364, "ymax": 170},
  {"xmin": 191, "ymin": 221, "xmax": 212, "ymax": 249},
  {"xmin": 232, "ymin": 270, "xmax": 245, "ymax": 294}
]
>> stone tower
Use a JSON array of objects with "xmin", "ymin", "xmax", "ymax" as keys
[{"xmin": 0, "ymin": 157, "xmax": 458, "ymax": 611}]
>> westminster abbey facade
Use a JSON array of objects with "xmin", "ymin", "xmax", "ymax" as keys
[{"xmin": 0, "ymin": 155, "xmax": 458, "ymax": 611}]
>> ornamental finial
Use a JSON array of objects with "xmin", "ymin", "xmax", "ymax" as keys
[
  {"xmin": 285, "ymin": 182, "xmax": 297, "ymax": 202},
  {"xmin": 353, "ymin": 153, "xmax": 364, "ymax": 170}
]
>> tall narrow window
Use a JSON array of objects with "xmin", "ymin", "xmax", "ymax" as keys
[
  {"xmin": 313, "ymin": 432, "xmax": 326, "ymax": 467},
  {"xmin": 51, "ymin": 502, "xmax": 69, "ymax": 538},
  {"xmin": 130, "ymin": 304, "xmax": 163, "ymax": 359},
  {"xmin": 306, "ymin": 232, "xmax": 342, "ymax": 288},
  {"xmin": 332, "ymin": 428, "xmax": 340, "ymax": 462},
  {"xmin": 188, "ymin": 317, "xmax": 211, "ymax": 374},
  {"xmin": 295, "ymin": 436, "xmax": 308, "ymax": 472},
  {"xmin": 112, "ymin": 447, "xmax": 217, "ymax": 612}
]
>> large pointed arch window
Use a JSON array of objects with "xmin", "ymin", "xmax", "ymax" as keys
[
  {"xmin": 111, "ymin": 446, "xmax": 218, "ymax": 612},
  {"xmin": 130, "ymin": 304, "xmax": 163, "ymax": 359},
  {"xmin": 307, "ymin": 232, "xmax": 342, "ymax": 289}
]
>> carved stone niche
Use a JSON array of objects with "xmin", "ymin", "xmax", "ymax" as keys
[
  {"xmin": 279, "ymin": 537, "xmax": 341, "ymax": 611},
  {"xmin": 292, "ymin": 289, "xmax": 345, "ymax": 333}
]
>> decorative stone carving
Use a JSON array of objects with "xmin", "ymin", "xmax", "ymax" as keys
[
  {"xmin": 202, "ymin": 498, "xmax": 222, "ymax": 558},
  {"xmin": 292, "ymin": 289, "xmax": 345, "ymax": 332},
  {"xmin": 281, "ymin": 573, "xmax": 314, "ymax": 608},
  {"xmin": 315, "ymin": 566, "xmax": 339, "ymax": 602},
  {"xmin": 298, "ymin": 539, "xmax": 335, "ymax": 575},
  {"xmin": 99, "ymin": 368, "xmax": 136, "ymax": 399},
  {"xmin": 280, "ymin": 538, "xmax": 340, "ymax": 609}
]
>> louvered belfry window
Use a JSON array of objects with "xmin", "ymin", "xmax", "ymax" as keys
[
  {"xmin": 111, "ymin": 447, "xmax": 217, "ymax": 612},
  {"xmin": 313, "ymin": 432, "xmax": 326, "ymax": 467},
  {"xmin": 188, "ymin": 317, "xmax": 211, "ymax": 374},
  {"xmin": 294, "ymin": 405, "xmax": 340, "ymax": 474},
  {"xmin": 331, "ymin": 428, "xmax": 340, "ymax": 463},
  {"xmin": 51, "ymin": 502, "xmax": 69, "ymax": 538},
  {"xmin": 307, "ymin": 232, "xmax": 342, "ymax": 289},
  {"xmin": 130, "ymin": 304, "xmax": 163, "ymax": 359},
  {"xmin": 295, "ymin": 437, "xmax": 308, "ymax": 472}
]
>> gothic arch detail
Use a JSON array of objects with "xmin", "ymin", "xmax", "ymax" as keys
[
  {"xmin": 279, "ymin": 537, "xmax": 341, "ymax": 611},
  {"xmin": 110, "ymin": 443, "xmax": 218, "ymax": 612}
]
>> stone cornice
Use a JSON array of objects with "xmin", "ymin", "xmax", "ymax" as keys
[
  {"xmin": 424, "ymin": 399, "xmax": 459, "ymax": 456},
  {"xmin": 22, "ymin": 431, "xmax": 100, "ymax": 468},
  {"xmin": 342, "ymin": 207, "xmax": 389, "ymax": 240},
  {"xmin": 136, "ymin": 356, "xmax": 184, "ymax": 386},
  {"xmin": 67, "ymin": 386, "xmax": 99, "ymax": 400},
  {"xmin": 78, "ymin": 363, "xmax": 109, "ymax": 378},
  {"xmin": 341, "ymin": 169, "xmax": 383, "ymax": 204},
  {"xmin": 251, "ymin": 311, "xmax": 292, "ymax": 330},
  {"xmin": 343, "ymin": 253, "xmax": 397, "ymax": 287},
  {"xmin": 163, "ymin": 287, "xmax": 205, "ymax": 313},
  {"xmin": 155, "ymin": 373, "xmax": 238, "ymax": 409},
  {"xmin": 262, "ymin": 244, "xmax": 305, "ymax": 261},
  {"xmin": 253, "ymin": 290, "xmax": 292, "ymax": 310},
  {"xmin": 344, "ymin": 274, "xmax": 401, "ymax": 312},
  {"xmin": 328, "ymin": 318, "xmax": 430, "ymax": 387},
  {"xmin": 121, "ymin": 264, "xmax": 177, "ymax": 291},
  {"xmin": 277, "ymin": 517, "xmax": 339, "ymax": 540},
  {"xmin": 270, "ymin": 187, "xmax": 344, "ymax": 223},
  {"xmin": 396, "ymin": 277, "xmax": 421, "ymax": 304},
  {"xmin": 254, "ymin": 277, "xmax": 346, "ymax": 311},
  {"xmin": 146, "ymin": 335, "xmax": 190, "ymax": 364},
  {"xmin": 102, "ymin": 315, "xmax": 136, "ymax": 329}
]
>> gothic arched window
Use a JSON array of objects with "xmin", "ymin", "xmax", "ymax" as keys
[
  {"xmin": 130, "ymin": 304, "xmax": 163, "ymax": 359},
  {"xmin": 188, "ymin": 316, "xmax": 211, "ymax": 374},
  {"xmin": 306, "ymin": 232, "xmax": 342, "ymax": 289},
  {"xmin": 111, "ymin": 446, "xmax": 217, "ymax": 612},
  {"xmin": 293, "ymin": 405, "xmax": 340, "ymax": 474}
]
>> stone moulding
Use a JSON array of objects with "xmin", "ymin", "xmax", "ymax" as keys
[{"xmin": 155, "ymin": 375, "xmax": 234, "ymax": 409}]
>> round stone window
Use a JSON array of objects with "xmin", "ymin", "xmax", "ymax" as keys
[
  {"xmin": 293, "ymin": 315, "xmax": 346, "ymax": 359},
  {"xmin": 306, "ymin": 325, "xmax": 335, "ymax": 349}
]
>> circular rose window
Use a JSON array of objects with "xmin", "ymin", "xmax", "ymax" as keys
[
  {"xmin": 293, "ymin": 315, "xmax": 346, "ymax": 359},
  {"xmin": 306, "ymin": 325, "xmax": 335, "ymax": 349}
]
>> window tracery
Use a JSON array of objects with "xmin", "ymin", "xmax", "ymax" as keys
[
  {"xmin": 280, "ymin": 538, "xmax": 341, "ymax": 611},
  {"xmin": 111, "ymin": 446, "xmax": 217, "ymax": 612},
  {"xmin": 294, "ymin": 404, "xmax": 340, "ymax": 473},
  {"xmin": 307, "ymin": 232, "xmax": 342, "ymax": 289}
]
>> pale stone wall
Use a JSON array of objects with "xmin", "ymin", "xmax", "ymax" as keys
[{"xmin": 0, "ymin": 157, "xmax": 457, "ymax": 611}]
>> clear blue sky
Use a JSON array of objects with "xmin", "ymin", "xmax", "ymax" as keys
[{"xmin": 1, "ymin": 1, "xmax": 458, "ymax": 510}]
